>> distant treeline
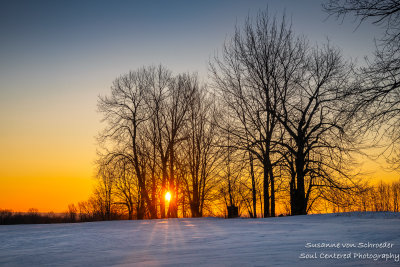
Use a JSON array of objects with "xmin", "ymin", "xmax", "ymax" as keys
[
  {"xmin": 326, "ymin": 179, "xmax": 400, "ymax": 213},
  {"xmin": 0, "ymin": 207, "xmax": 122, "ymax": 225}
]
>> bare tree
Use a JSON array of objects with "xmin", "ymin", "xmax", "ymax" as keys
[
  {"xmin": 98, "ymin": 65, "xmax": 205, "ymax": 219},
  {"xmin": 96, "ymin": 162, "xmax": 115, "ymax": 220},
  {"xmin": 180, "ymin": 84, "xmax": 222, "ymax": 217},
  {"xmin": 148, "ymin": 72, "xmax": 196, "ymax": 218},
  {"xmin": 142, "ymin": 65, "xmax": 172, "ymax": 218},
  {"xmin": 165, "ymin": 74, "xmax": 197, "ymax": 218},
  {"xmin": 211, "ymin": 12, "xmax": 306, "ymax": 217},
  {"xmin": 112, "ymin": 157, "xmax": 137, "ymax": 220},
  {"xmin": 324, "ymin": 0, "xmax": 400, "ymax": 170},
  {"xmin": 67, "ymin": 204, "xmax": 77, "ymax": 222},
  {"xmin": 212, "ymin": 10, "xmax": 360, "ymax": 216},
  {"xmin": 274, "ymin": 43, "xmax": 359, "ymax": 215},
  {"xmin": 218, "ymin": 139, "xmax": 247, "ymax": 217},
  {"xmin": 98, "ymin": 67, "xmax": 158, "ymax": 219}
]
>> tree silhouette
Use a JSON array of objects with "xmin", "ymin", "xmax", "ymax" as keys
[{"xmin": 324, "ymin": 0, "xmax": 400, "ymax": 170}]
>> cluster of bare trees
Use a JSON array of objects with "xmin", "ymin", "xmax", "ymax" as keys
[
  {"xmin": 322, "ymin": 179, "xmax": 400, "ymax": 213},
  {"xmin": 96, "ymin": 66, "xmax": 222, "ymax": 219},
  {"xmin": 210, "ymin": 12, "xmax": 360, "ymax": 217},
  {"xmin": 86, "ymin": 1, "xmax": 400, "ymax": 220}
]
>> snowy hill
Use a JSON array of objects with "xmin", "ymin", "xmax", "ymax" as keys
[{"xmin": 0, "ymin": 212, "xmax": 399, "ymax": 266}]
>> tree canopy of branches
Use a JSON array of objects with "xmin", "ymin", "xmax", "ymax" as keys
[
  {"xmin": 91, "ymin": 9, "xmax": 375, "ymax": 219},
  {"xmin": 211, "ymin": 11, "xmax": 359, "ymax": 216},
  {"xmin": 97, "ymin": 66, "xmax": 222, "ymax": 219},
  {"xmin": 324, "ymin": 0, "xmax": 400, "ymax": 170}
]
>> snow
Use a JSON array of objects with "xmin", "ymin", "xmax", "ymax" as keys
[{"xmin": 0, "ymin": 212, "xmax": 399, "ymax": 266}]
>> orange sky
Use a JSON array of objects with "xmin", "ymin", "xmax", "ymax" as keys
[
  {"xmin": 0, "ymin": 137, "xmax": 397, "ymax": 213},
  {"xmin": 0, "ymin": 148, "xmax": 96, "ymax": 212},
  {"xmin": 0, "ymin": 135, "xmax": 96, "ymax": 212},
  {"xmin": 0, "ymin": 93, "xmax": 99, "ymax": 212}
]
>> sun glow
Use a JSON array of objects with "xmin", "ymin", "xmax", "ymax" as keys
[{"xmin": 165, "ymin": 192, "xmax": 171, "ymax": 202}]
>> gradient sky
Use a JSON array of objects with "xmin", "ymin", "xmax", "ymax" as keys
[{"xmin": 0, "ymin": 0, "xmax": 393, "ymax": 212}]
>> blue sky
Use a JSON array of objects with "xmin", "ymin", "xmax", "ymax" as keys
[
  {"xmin": 0, "ymin": 0, "xmax": 379, "ymax": 116},
  {"xmin": 0, "ymin": 0, "xmax": 378, "ymax": 82}
]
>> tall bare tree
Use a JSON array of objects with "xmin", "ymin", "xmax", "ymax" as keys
[
  {"xmin": 274, "ymin": 42, "xmax": 358, "ymax": 215},
  {"xmin": 179, "ymin": 84, "xmax": 221, "ymax": 217},
  {"xmin": 144, "ymin": 65, "xmax": 172, "ymax": 218},
  {"xmin": 150, "ymin": 73, "xmax": 196, "ymax": 218},
  {"xmin": 211, "ymin": 12, "xmax": 306, "ymax": 217},
  {"xmin": 98, "ymin": 67, "xmax": 158, "ymax": 219},
  {"xmin": 212, "ymin": 10, "xmax": 360, "ymax": 216},
  {"xmin": 324, "ymin": 0, "xmax": 400, "ymax": 170}
]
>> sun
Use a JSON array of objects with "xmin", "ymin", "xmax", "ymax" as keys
[{"xmin": 165, "ymin": 192, "xmax": 171, "ymax": 202}]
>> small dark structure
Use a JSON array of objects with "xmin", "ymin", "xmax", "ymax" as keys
[{"xmin": 227, "ymin": 205, "xmax": 238, "ymax": 218}]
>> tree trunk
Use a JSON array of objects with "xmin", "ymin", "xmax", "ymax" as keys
[
  {"xmin": 263, "ymin": 162, "xmax": 270, "ymax": 217},
  {"xmin": 292, "ymin": 152, "xmax": 307, "ymax": 215},
  {"xmin": 168, "ymin": 145, "xmax": 178, "ymax": 218},
  {"xmin": 137, "ymin": 186, "xmax": 145, "ymax": 220},
  {"xmin": 160, "ymin": 160, "xmax": 167, "ymax": 218},
  {"xmin": 128, "ymin": 204, "xmax": 133, "ymax": 220},
  {"xmin": 266, "ymin": 157, "xmax": 275, "ymax": 217},
  {"xmin": 269, "ymin": 166, "xmax": 275, "ymax": 217},
  {"xmin": 250, "ymin": 153, "xmax": 257, "ymax": 218},
  {"xmin": 191, "ymin": 182, "xmax": 201, "ymax": 217}
]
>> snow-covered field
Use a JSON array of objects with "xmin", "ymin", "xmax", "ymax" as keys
[{"xmin": 1, "ymin": 212, "xmax": 399, "ymax": 266}]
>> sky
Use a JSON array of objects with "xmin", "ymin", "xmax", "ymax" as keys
[{"xmin": 0, "ymin": 0, "xmax": 394, "ymax": 212}]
